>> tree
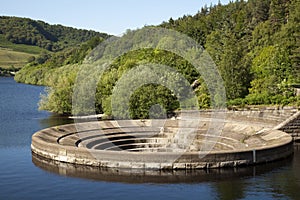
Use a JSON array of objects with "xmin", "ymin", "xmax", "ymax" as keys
[
  {"xmin": 286, "ymin": 0, "xmax": 300, "ymax": 82},
  {"xmin": 269, "ymin": 0, "xmax": 289, "ymax": 31},
  {"xmin": 248, "ymin": 45, "xmax": 293, "ymax": 104},
  {"xmin": 250, "ymin": 0, "xmax": 271, "ymax": 25}
]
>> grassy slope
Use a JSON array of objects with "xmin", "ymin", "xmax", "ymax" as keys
[
  {"xmin": 0, "ymin": 49, "xmax": 36, "ymax": 69},
  {"xmin": 0, "ymin": 35, "xmax": 45, "ymax": 69}
]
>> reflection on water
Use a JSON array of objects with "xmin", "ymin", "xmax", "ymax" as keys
[
  {"xmin": 38, "ymin": 113, "xmax": 74, "ymax": 128},
  {"xmin": 32, "ymin": 148, "xmax": 300, "ymax": 199},
  {"xmin": 215, "ymin": 144, "xmax": 300, "ymax": 200},
  {"xmin": 268, "ymin": 143, "xmax": 300, "ymax": 200},
  {"xmin": 32, "ymin": 145, "xmax": 300, "ymax": 199},
  {"xmin": 32, "ymin": 151, "xmax": 293, "ymax": 184}
]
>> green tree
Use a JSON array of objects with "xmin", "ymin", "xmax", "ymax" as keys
[
  {"xmin": 248, "ymin": 45, "xmax": 293, "ymax": 104},
  {"xmin": 269, "ymin": 0, "xmax": 289, "ymax": 31},
  {"xmin": 282, "ymin": 0, "xmax": 300, "ymax": 82}
]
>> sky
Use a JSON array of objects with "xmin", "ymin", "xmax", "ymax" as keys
[{"xmin": 1, "ymin": 0, "xmax": 230, "ymax": 36}]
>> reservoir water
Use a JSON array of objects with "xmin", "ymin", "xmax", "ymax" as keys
[{"xmin": 0, "ymin": 77, "xmax": 300, "ymax": 200}]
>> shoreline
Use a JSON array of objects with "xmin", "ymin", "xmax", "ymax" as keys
[
  {"xmin": 0, "ymin": 71, "xmax": 15, "ymax": 77},
  {"xmin": 68, "ymin": 114, "xmax": 105, "ymax": 119}
]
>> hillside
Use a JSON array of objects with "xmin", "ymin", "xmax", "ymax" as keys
[
  {"xmin": 0, "ymin": 16, "xmax": 109, "ymax": 52},
  {"xmin": 0, "ymin": 49, "xmax": 33, "ymax": 68},
  {"xmin": 160, "ymin": 0, "xmax": 300, "ymax": 105},
  {"xmin": 15, "ymin": 0, "xmax": 300, "ymax": 116},
  {"xmin": 0, "ymin": 16, "xmax": 110, "ymax": 75},
  {"xmin": 0, "ymin": 34, "xmax": 44, "ymax": 72}
]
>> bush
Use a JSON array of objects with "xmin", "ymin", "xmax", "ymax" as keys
[
  {"xmin": 270, "ymin": 94, "xmax": 284, "ymax": 105},
  {"xmin": 244, "ymin": 93, "xmax": 270, "ymax": 105},
  {"xmin": 228, "ymin": 98, "xmax": 245, "ymax": 107}
]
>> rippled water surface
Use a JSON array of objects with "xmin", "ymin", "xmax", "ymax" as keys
[{"xmin": 0, "ymin": 77, "xmax": 300, "ymax": 200}]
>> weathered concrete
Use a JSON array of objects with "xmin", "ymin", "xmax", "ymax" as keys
[
  {"xmin": 32, "ymin": 151, "xmax": 292, "ymax": 183},
  {"xmin": 275, "ymin": 111, "xmax": 300, "ymax": 141},
  {"xmin": 31, "ymin": 107, "xmax": 299, "ymax": 169}
]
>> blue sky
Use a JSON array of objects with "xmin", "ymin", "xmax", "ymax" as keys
[{"xmin": 1, "ymin": 0, "xmax": 230, "ymax": 35}]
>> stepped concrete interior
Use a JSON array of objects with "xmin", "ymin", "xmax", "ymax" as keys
[{"xmin": 31, "ymin": 107, "xmax": 300, "ymax": 170}]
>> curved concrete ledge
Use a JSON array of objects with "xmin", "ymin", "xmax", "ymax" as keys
[
  {"xmin": 32, "ymin": 151, "xmax": 293, "ymax": 183},
  {"xmin": 31, "ymin": 109, "xmax": 296, "ymax": 170}
]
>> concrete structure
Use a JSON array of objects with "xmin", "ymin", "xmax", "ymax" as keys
[
  {"xmin": 31, "ymin": 107, "xmax": 300, "ymax": 170},
  {"xmin": 276, "ymin": 111, "xmax": 300, "ymax": 141},
  {"xmin": 32, "ymin": 151, "xmax": 292, "ymax": 183}
]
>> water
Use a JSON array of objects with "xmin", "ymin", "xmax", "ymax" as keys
[{"xmin": 0, "ymin": 77, "xmax": 300, "ymax": 200}]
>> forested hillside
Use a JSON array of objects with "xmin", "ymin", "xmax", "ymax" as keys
[
  {"xmin": 0, "ymin": 16, "xmax": 109, "ymax": 76},
  {"xmin": 0, "ymin": 16, "xmax": 109, "ymax": 51},
  {"xmin": 161, "ymin": 0, "xmax": 300, "ymax": 105},
  {"xmin": 15, "ymin": 0, "xmax": 300, "ymax": 116},
  {"xmin": 14, "ymin": 36, "xmax": 104, "ymax": 85}
]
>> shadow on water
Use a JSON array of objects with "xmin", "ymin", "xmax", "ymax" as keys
[{"xmin": 32, "ymin": 151, "xmax": 294, "ymax": 185}]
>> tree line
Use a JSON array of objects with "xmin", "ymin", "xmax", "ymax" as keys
[
  {"xmin": 15, "ymin": 0, "xmax": 300, "ymax": 117},
  {"xmin": 0, "ymin": 16, "xmax": 109, "ymax": 51},
  {"xmin": 161, "ymin": 0, "xmax": 300, "ymax": 106}
]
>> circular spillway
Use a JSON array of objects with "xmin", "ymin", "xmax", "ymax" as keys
[{"xmin": 31, "ymin": 110, "xmax": 295, "ymax": 170}]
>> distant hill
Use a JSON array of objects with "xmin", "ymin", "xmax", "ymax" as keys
[
  {"xmin": 0, "ymin": 16, "xmax": 109, "ymax": 52},
  {"xmin": 0, "ymin": 16, "xmax": 110, "ymax": 74},
  {"xmin": 0, "ymin": 34, "xmax": 45, "ymax": 71}
]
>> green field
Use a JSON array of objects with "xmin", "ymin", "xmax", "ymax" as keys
[
  {"xmin": 0, "ymin": 35, "xmax": 44, "ymax": 54},
  {"xmin": 0, "ymin": 48, "xmax": 36, "ymax": 69},
  {"xmin": 0, "ymin": 34, "xmax": 46, "ymax": 69}
]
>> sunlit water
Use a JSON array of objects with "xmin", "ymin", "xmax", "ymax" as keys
[{"xmin": 0, "ymin": 77, "xmax": 300, "ymax": 200}]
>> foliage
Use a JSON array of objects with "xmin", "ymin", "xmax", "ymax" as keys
[
  {"xmin": 39, "ymin": 65, "xmax": 78, "ymax": 114},
  {"xmin": 96, "ymin": 49, "xmax": 201, "ymax": 118},
  {"xmin": 249, "ymin": 46, "xmax": 293, "ymax": 97},
  {"xmin": 0, "ymin": 48, "xmax": 36, "ymax": 69},
  {"xmin": 162, "ymin": 0, "xmax": 299, "ymax": 107},
  {"xmin": 129, "ymin": 84, "xmax": 179, "ymax": 119},
  {"xmin": 15, "ymin": 0, "xmax": 300, "ymax": 116},
  {"xmin": 14, "ymin": 36, "xmax": 104, "ymax": 85},
  {"xmin": 0, "ymin": 16, "xmax": 109, "ymax": 52},
  {"xmin": 0, "ymin": 35, "xmax": 44, "ymax": 54}
]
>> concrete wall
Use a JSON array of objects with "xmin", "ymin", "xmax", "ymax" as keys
[
  {"xmin": 276, "ymin": 111, "xmax": 300, "ymax": 140},
  {"xmin": 32, "ymin": 134, "xmax": 293, "ymax": 170}
]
